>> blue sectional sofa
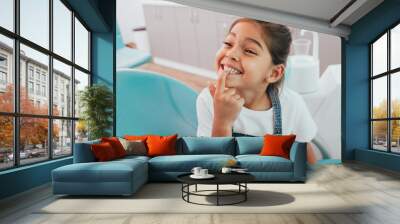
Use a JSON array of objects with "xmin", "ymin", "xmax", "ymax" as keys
[{"xmin": 52, "ymin": 137, "xmax": 307, "ymax": 196}]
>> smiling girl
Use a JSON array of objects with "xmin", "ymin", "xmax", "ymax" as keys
[{"xmin": 196, "ymin": 18, "xmax": 317, "ymax": 153}]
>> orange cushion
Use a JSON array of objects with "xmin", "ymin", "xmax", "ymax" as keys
[
  {"xmin": 259, "ymin": 134, "xmax": 296, "ymax": 159},
  {"xmin": 91, "ymin": 142, "xmax": 117, "ymax": 161},
  {"xmin": 101, "ymin": 137, "xmax": 126, "ymax": 158},
  {"xmin": 146, "ymin": 134, "xmax": 178, "ymax": 157}
]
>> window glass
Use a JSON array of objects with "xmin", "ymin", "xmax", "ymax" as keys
[
  {"xmin": 372, "ymin": 76, "xmax": 387, "ymax": 119},
  {"xmin": 1, "ymin": 0, "xmax": 91, "ymax": 168},
  {"xmin": 75, "ymin": 120, "xmax": 88, "ymax": 143},
  {"xmin": 391, "ymin": 72, "xmax": 400, "ymax": 118},
  {"xmin": 74, "ymin": 18, "xmax": 89, "ymax": 70},
  {"xmin": 0, "ymin": 116, "xmax": 13, "ymax": 170},
  {"xmin": 20, "ymin": 0, "xmax": 49, "ymax": 49},
  {"xmin": 0, "ymin": 0, "xmax": 14, "ymax": 31},
  {"xmin": 19, "ymin": 117, "xmax": 49, "ymax": 165},
  {"xmin": 20, "ymin": 44, "xmax": 49, "ymax": 115},
  {"xmin": 391, "ymin": 120, "xmax": 400, "ymax": 153},
  {"xmin": 391, "ymin": 24, "xmax": 400, "ymax": 70},
  {"xmin": 53, "ymin": 119, "xmax": 72, "ymax": 158},
  {"xmin": 53, "ymin": 59, "xmax": 72, "ymax": 117},
  {"xmin": 53, "ymin": 0, "xmax": 72, "ymax": 60},
  {"xmin": 372, "ymin": 33, "xmax": 387, "ymax": 76},
  {"xmin": 372, "ymin": 121, "xmax": 388, "ymax": 151},
  {"xmin": 74, "ymin": 69, "xmax": 89, "ymax": 118},
  {"xmin": 0, "ymin": 35, "xmax": 13, "ymax": 113}
]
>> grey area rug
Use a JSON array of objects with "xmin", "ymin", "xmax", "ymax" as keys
[{"xmin": 37, "ymin": 183, "xmax": 362, "ymax": 214}]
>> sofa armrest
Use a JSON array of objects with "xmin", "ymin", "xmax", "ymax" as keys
[
  {"xmin": 289, "ymin": 142, "xmax": 307, "ymax": 181},
  {"xmin": 73, "ymin": 140, "xmax": 100, "ymax": 163}
]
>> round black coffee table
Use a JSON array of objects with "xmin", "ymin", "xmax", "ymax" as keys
[{"xmin": 177, "ymin": 172, "xmax": 255, "ymax": 206}]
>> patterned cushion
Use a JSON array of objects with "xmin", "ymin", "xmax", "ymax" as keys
[{"xmin": 119, "ymin": 138, "xmax": 147, "ymax": 156}]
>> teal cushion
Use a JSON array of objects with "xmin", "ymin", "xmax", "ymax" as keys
[
  {"xmin": 148, "ymin": 154, "xmax": 235, "ymax": 172},
  {"xmin": 177, "ymin": 137, "xmax": 236, "ymax": 155},
  {"xmin": 235, "ymin": 137, "xmax": 264, "ymax": 155},
  {"xmin": 236, "ymin": 155, "xmax": 293, "ymax": 172}
]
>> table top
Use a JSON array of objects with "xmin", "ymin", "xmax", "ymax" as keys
[{"xmin": 177, "ymin": 172, "xmax": 255, "ymax": 185}]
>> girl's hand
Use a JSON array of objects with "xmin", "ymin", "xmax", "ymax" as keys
[{"xmin": 209, "ymin": 72, "xmax": 245, "ymax": 132}]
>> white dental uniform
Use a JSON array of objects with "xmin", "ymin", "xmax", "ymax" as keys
[{"xmin": 196, "ymin": 86, "xmax": 317, "ymax": 142}]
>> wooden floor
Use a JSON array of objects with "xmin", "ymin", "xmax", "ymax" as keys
[{"xmin": 1, "ymin": 162, "xmax": 400, "ymax": 224}]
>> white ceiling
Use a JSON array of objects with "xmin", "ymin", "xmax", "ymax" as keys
[
  {"xmin": 166, "ymin": 0, "xmax": 384, "ymax": 38},
  {"xmin": 225, "ymin": 0, "xmax": 352, "ymax": 22}
]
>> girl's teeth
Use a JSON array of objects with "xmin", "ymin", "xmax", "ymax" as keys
[{"xmin": 223, "ymin": 66, "xmax": 241, "ymax": 74}]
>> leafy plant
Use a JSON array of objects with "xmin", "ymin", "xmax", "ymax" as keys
[{"xmin": 79, "ymin": 84, "xmax": 113, "ymax": 140}]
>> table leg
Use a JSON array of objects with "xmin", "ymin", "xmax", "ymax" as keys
[
  {"xmin": 188, "ymin": 184, "xmax": 190, "ymax": 202},
  {"xmin": 217, "ymin": 184, "xmax": 219, "ymax": 206},
  {"xmin": 195, "ymin": 184, "xmax": 197, "ymax": 192},
  {"xmin": 245, "ymin": 183, "xmax": 247, "ymax": 201}
]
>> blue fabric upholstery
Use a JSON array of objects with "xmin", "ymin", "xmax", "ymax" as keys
[
  {"xmin": 73, "ymin": 140, "xmax": 100, "ymax": 163},
  {"xmin": 148, "ymin": 154, "xmax": 235, "ymax": 181},
  {"xmin": 235, "ymin": 137, "xmax": 263, "ymax": 155},
  {"xmin": 177, "ymin": 137, "xmax": 235, "ymax": 155},
  {"xmin": 236, "ymin": 155, "xmax": 293, "ymax": 172},
  {"xmin": 289, "ymin": 142, "xmax": 307, "ymax": 181},
  {"xmin": 149, "ymin": 154, "xmax": 234, "ymax": 173},
  {"xmin": 52, "ymin": 158, "xmax": 148, "ymax": 195},
  {"xmin": 53, "ymin": 137, "xmax": 307, "ymax": 196}
]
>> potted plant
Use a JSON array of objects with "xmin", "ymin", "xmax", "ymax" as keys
[{"xmin": 79, "ymin": 84, "xmax": 113, "ymax": 140}]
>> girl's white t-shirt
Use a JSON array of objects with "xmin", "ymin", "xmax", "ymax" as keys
[{"xmin": 196, "ymin": 87, "xmax": 317, "ymax": 142}]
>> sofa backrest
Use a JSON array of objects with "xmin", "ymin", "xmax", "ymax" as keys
[
  {"xmin": 74, "ymin": 137, "xmax": 301, "ymax": 161},
  {"xmin": 73, "ymin": 139, "xmax": 100, "ymax": 163},
  {"xmin": 235, "ymin": 137, "xmax": 303, "ymax": 157},
  {"xmin": 176, "ymin": 137, "xmax": 236, "ymax": 155},
  {"xmin": 235, "ymin": 137, "xmax": 264, "ymax": 155}
]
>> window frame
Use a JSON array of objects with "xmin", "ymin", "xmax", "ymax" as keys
[
  {"xmin": 370, "ymin": 19, "xmax": 400, "ymax": 154},
  {"xmin": 0, "ymin": 0, "xmax": 92, "ymax": 171}
]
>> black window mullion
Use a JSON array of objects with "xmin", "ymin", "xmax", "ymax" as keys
[
  {"xmin": 13, "ymin": 0, "xmax": 20, "ymax": 167},
  {"xmin": 370, "ymin": 45, "xmax": 373, "ymax": 149},
  {"xmin": 71, "ymin": 10, "xmax": 76, "ymax": 154},
  {"xmin": 387, "ymin": 29, "xmax": 391, "ymax": 152},
  {"xmin": 88, "ymin": 31, "xmax": 91, "ymax": 75},
  {"xmin": 49, "ymin": 0, "xmax": 53, "ymax": 160}
]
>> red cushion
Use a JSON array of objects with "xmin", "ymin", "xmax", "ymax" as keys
[
  {"xmin": 146, "ymin": 134, "xmax": 178, "ymax": 157},
  {"xmin": 259, "ymin": 134, "xmax": 296, "ymax": 159},
  {"xmin": 91, "ymin": 142, "xmax": 117, "ymax": 161},
  {"xmin": 101, "ymin": 137, "xmax": 126, "ymax": 158}
]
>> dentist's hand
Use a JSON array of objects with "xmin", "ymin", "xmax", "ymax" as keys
[{"xmin": 209, "ymin": 72, "xmax": 245, "ymax": 136}]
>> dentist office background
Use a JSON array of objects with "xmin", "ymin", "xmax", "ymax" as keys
[{"xmin": 116, "ymin": 0, "xmax": 341, "ymax": 164}]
